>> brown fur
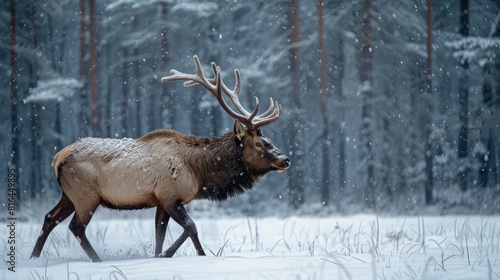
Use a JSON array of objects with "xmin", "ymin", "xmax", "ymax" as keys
[
  {"xmin": 31, "ymin": 122, "xmax": 289, "ymax": 262},
  {"xmin": 52, "ymin": 144, "xmax": 74, "ymax": 179}
]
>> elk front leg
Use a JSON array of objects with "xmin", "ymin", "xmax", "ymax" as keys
[
  {"xmin": 159, "ymin": 201, "xmax": 206, "ymax": 258},
  {"xmin": 154, "ymin": 206, "xmax": 170, "ymax": 257}
]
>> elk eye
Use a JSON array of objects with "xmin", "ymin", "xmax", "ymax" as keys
[{"xmin": 255, "ymin": 142, "xmax": 263, "ymax": 148}]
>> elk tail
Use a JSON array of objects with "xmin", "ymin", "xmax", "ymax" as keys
[{"xmin": 52, "ymin": 146, "xmax": 73, "ymax": 186}]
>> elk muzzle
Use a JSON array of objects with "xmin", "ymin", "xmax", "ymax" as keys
[{"xmin": 271, "ymin": 154, "xmax": 290, "ymax": 173}]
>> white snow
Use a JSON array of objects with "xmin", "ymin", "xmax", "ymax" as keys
[
  {"xmin": 24, "ymin": 78, "xmax": 83, "ymax": 103},
  {"xmin": 445, "ymin": 37, "xmax": 500, "ymax": 66},
  {"xmin": 2, "ymin": 215, "xmax": 499, "ymax": 279}
]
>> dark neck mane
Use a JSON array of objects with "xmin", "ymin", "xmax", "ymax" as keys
[{"xmin": 190, "ymin": 133, "xmax": 265, "ymax": 202}]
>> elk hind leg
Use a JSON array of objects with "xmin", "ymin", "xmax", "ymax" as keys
[
  {"xmin": 154, "ymin": 206, "xmax": 170, "ymax": 257},
  {"xmin": 31, "ymin": 192, "xmax": 75, "ymax": 259},
  {"xmin": 159, "ymin": 201, "xmax": 205, "ymax": 258},
  {"xmin": 69, "ymin": 203, "xmax": 101, "ymax": 262}
]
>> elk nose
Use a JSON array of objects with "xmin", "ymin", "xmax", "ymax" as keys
[{"xmin": 283, "ymin": 158, "xmax": 290, "ymax": 168}]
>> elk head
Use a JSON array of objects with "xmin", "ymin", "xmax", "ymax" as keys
[
  {"xmin": 234, "ymin": 121, "xmax": 289, "ymax": 174},
  {"xmin": 161, "ymin": 56, "xmax": 290, "ymax": 175}
]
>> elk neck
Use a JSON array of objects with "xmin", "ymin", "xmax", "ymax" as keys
[{"xmin": 187, "ymin": 132, "xmax": 264, "ymax": 202}]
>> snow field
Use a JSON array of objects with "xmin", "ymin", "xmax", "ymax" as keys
[{"xmin": 2, "ymin": 214, "xmax": 500, "ymax": 279}]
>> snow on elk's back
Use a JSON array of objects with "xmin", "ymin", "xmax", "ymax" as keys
[
  {"xmin": 62, "ymin": 136, "xmax": 196, "ymax": 208},
  {"xmin": 74, "ymin": 137, "xmax": 145, "ymax": 164},
  {"xmin": 73, "ymin": 137, "xmax": 172, "ymax": 171}
]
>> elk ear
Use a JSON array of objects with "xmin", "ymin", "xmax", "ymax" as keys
[{"xmin": 234, "ymin": 120, "xmax": 247, "ymax": 141}]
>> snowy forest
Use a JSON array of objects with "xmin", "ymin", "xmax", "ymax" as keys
[{"xmin": 2, "ymin": 0, "xmax": 500, "ymax": 216}]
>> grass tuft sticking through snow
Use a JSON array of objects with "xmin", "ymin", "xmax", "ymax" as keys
[
  {"xmin": 109, "ymin": 265, "xmax": 128, "ymax": 280},
  {"xmin": 28, "ymin": 259, "xmax": 53, "ymax": 280},
  {"xmin": 209, "ymin": 239, "xmax": 230, "ymax": 257}
]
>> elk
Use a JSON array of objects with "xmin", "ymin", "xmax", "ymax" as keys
[{"xmin": 30, "ymin": 56, "xmax": 290, "ymax": 262}]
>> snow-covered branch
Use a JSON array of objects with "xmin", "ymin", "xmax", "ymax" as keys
[
  {"xmin": 445, "ymin": 37, "xmax": 500, "ymax": 66},
  {"xmin": 24, "ymin": 78, "xmax": 83, "ymax": 103}
]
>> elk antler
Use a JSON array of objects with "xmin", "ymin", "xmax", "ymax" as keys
[{"xmin": 161, "ymin": 55, "xmax": 282, "ymax": 131}]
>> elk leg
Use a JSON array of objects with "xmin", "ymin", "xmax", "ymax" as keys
[
  {"xmin": 154, "ymin": 206, "xmax": 170, "ymax": 257},
  {"xmin": 69, "ymin": 210, "xmax": 101, "ymax": 262},
  {"xmin": 159, "ymin": 201, "xmax": 206, "ymax": 258},
  {"xmin": 31, "ymin": 193, "xmax": 75, "ymax": 259}
]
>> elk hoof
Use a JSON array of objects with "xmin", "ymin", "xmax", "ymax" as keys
[{"xmin": 159, "ymin": 251, "xmax": 175, "ymax": 258}]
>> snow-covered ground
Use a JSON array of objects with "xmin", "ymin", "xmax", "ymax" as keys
[{"xmin": 2, "ymin": 214, "xmax": 499, "ymax": 279}]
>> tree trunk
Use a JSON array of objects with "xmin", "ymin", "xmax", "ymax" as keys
[
  {"xmin": 478, "ymin": 66, "xmax": 492, "ymax": 188},
  {"xmin": 131, "ymin": 16, "xmax": 142, "ymax": 138},
  {"xmin": 106, "ymin": 39, "xmax": 113, "ymax": 137},
  {"xmin": 89, "ymin": 0, "xmax": 99, "ymax": 136},
  {"xmin": 424, "ymin": 0, "xmax": 434, "ymax": 204},
  {"xmin": 288, "ymin": 0, "xmax": 305, "ymax": 209},
  {"xmin": 207, "ymin": 18, "xmax": 222, "ymax": 137},
  {"xmin": 489, "ymin": 11, "xmax": 500, "ymax": 188},
  {"xmin": 121, "ymin": 47, "xmax": 129, "ymax": 137},
  {"xmin": 478, "ymin": 12, "xmax": 500, "ymax": 188},
  {"xmin": 31, "ymin": 103, "xmax": 41, "ymax": 198},
  {"xmin": 381, "ymin": 85, "xmax": 392, "ymax": 198},
  {"xmin": 160, "ymin": 2, "xmax": 174, "ymax": 130},
  {"xmin": 55, "ymin": 102, "xmax": 63, "ymax": 152},
  {"xmin": 10, "ymin": 0, "xmax": 20, "ymax": 205},
  {"xmin": 79, "ymin": 0, "xmax": 89, "ymax": 137},
  {"xmin": 317, "ymin": 0, "xmax": 331, "ymax": 206},
  {"xmin": 360, "ymin": 0, "xmax": 375, "ymax": 209},
  {"xmin": 332, "ymin": 31, "xmax": 346, "ymax": 207},
  {"xmin": 30, "ymin": 3, "xmax": 41, "ymax": 199},
  {"xmin": 133, "ymin": 48, "xmax": 141, "ymax": 138},
  {"xmin": 458, "ymin": 0, "xmax": 469, "ymax": 191}
]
